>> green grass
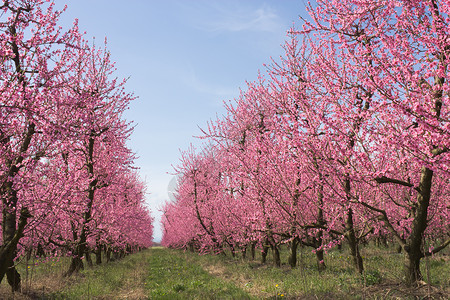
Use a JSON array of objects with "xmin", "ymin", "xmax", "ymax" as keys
[
  {"xmin": 43, "ymin": 248, "xmax": 251, "ymax": 299},
  {"xmin": 1, "ymin": 248, "xmax": 252, "ymax": 299},
  {"xmin": 145, "ymin": 248, "xmax": 252, "ymax": 299},
  {"xmin": 169, "ymin": 243, "xmax": 449, "ymax": 299},
  {"xmin": 48, "ymin": 252, "xmax": 147, "ymax": 299},
  {"xmin": 0, "ymin": 244, "xmax": 448, "ymax": 299},
  {"xmin": 190, "ymin": 247, "xmax": 362, "ymax": 299}
]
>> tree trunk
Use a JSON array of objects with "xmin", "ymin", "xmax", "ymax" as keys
[
  {"xmin": 192, "ymin": 177, "xmax": 220, "ymax": 250},
  {"xmin": 316, "ymin": 248, "xmax": 326, "ymax": 272},
  {"xmin": 95, "ymin": 244, "xmax": 102, "ymax": 265},
  {"xmin": 405, "ymin": 251, "xmax": 422, "ymax": 285},
  {"xmin": 0, "ymin": 207, "xmax": 31, "ymax": 291},
  {"xmin": 261, "ymin": 241, "xmax": 269, "ymax": 264},
  {"xmin": 288, "ymin": 238, "xmax": 299, "ymax": 268},
  {"xmin": 106, "ymin": 247, "xmax": 112, "ymax": 262},
  {"xmin": 0, "ymin": 38, "xmax": 35, "ymax": 291},
  {"xmin": 36, "ymin": 243, "xmax": 46, "ymax": 257},
  {"xmin": 229, "ymin": 244, "xmax": 236, "ymax": 258},
  {"xmin": 66, "ymin": 135, "xmax": 97, "ymax": 276},
  {"xmin": 0, "ymin": 131, "xmax": 34, "ymax": 290},
  {"xmin": 343, "ymin": 174, "xmax": 364, "ymax": 274},
  {"xmin": 241, "ymin": 245, "xmax": 247, "ymax": 259},
  {"xmin": 6, "ymin": 266, "xmax": 21, "ymax": 292},
  {"xmin": 404, "ymin": 167, "xmax": 433, "ymax": 285},
  {"xmin": 250, "ymin": 243, "xmax": 256, "ymax": 260},
  {"xmin": 272, "ymin": 245, "xmax": 281, "ymax": 267},
  {"xmin": 0, "ymin": 206, "xmax": 18, "ymax": 288},
  {"xmin": 66, "ymin": 255, "xmax": 84, "ymax": 277},
  {"xmin": 113, "ymin": 250, "xmax": 120, "ymax": 261},
  {"xmin": 86, "ymin": 249, "xmax": 93, "ymax": 267},
  {"xmin": 316, "ymin": 185, "xmax": 326, "ymax": 272},
  {"xmin": 65, "ymin": 230, "xmax": 86, "ymax": 277},
  {"xmin": 0, "ymin": 248, "xmax": 21, "ymax": 292},
  {"xmin": 345, "ymin": 208, "xmax": 364, "ymax": 273}
]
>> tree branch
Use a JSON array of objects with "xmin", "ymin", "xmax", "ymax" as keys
[
  {"xmin": 355, "ymin": 200, "xmax": 406, "ymax": 247},
  {"xmin": 374, "ymin": 176, "xmax": 418, "ymax": 191},
  {"xmin": 0, "ymin": 207, "xmax": 32, "ymax": 258},
  {"xmin": 432, "ymin": 146, "xmax": 449, "ymax": 156},
  {"xmin": 423, "ymin": 238, "xmax": 450, "ymax": 257},
  {"xmin": 302, "ymin": 223, "xmax": 343, "ymax": 236}
]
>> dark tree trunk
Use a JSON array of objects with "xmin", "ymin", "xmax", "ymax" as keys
[
  {"xmin": 250, "ymin": 243, "xmax": 256, "ymax": 260},
  {"xmin": 0, "ymin": 32, "xmax": 36, "ymax": 291},
  {"xmin": 404, "ymin": 167, "xmax": 433, "ymax": 285},
  {"xmin": 113, "ymin": 250, "xmax": 121, "ymax": 261},
  {"xmin": 86, "ymin": 249, "xmax": 93, "ymax": 267},
  {"xmin": 0, "ymin": 205, "xmax": 18, "ymax": 287},
  {"xmin": 288, "ymin": 238, "xmax": 299, "ymax": 268},
  {"xmin": 345, "ymin": 208, "xmax": 364, "ymax": 274},
  {"xmin": 65, "ymin": 231, "xmax": 86, "ymax": 277},
  {"xmin": 316, "ymin": 184, "xmax": 326, "ymax": 272},
  {"xmin": 241, "ymin": 245, "xmax": 247, "ymax": 259},
  {"xmin": 6, "ymin": 266, "xmax": 21, "ymax": 292},
  {"xmin": 229, "ymin": 243, "xmax": 236, "ymax": 258},
  {"xmin": 36, "ymin": 243, "xmax": 46, "ymax": 257},
  {"xmin": 0, "ymin": 249, "xmax": 21, "ymax": 292},
  {"xmin": 0, "ymin": 123, "xmax": 35, "ymax": 290},
  {"xmin": 272, "ymin": 245, "xmax": 281, "ymax": 267},
  {"xmin": 106, "ymin": 247, "xmax": 112, "ymax": 262},
  {"xmin": 316, "ymin": 248, "xmax": 326, "ymax": 272},
  {"xmin": 66, "ymin": 134, "xmax": 97, "ymax": 276},
  {"xmin": 95, "ymin": 244, "xmax": 102, "ymax": 265},
  {"xmin": 0, "ymin": 208, "xmax": 31, "ymax": 291},
  {"xmin": 405, "ymin": 251, "xmax": 422, "ymax": 285},
  {"xmin": 66, "ymin": 255, "xmax": 84, "ymax": 277},
  {"xmin": 343, "ymin": 175, "xmax": 363, "ymax": 274},
  {"xmin": 261, "ymin": 240, "xmax": 269, "ymax": 264},
  {"xmin": 192, "ymin": 177, "xmax": 220, "ymax": 250}
]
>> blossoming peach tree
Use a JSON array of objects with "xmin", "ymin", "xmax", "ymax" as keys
[
  {"xmin": 162, "ymin": 0, "xmax": 449, "ymax": 286},
  {"xmin": 0, "ymin": 0, "xmax": 153, "ymax": 291}
]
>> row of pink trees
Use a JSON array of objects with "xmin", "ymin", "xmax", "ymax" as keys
[
  {"xmin": 0, "ymin": 0, "xmax": 153, "ymax": 291},
  {"xmin": 162, "ymin": 0, "xmax": 449, "ymax": 286}
]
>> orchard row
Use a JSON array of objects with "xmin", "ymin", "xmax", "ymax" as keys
[
  {"xmin": 0, "ymin": 0, "xmax": 153, "ymax": 291},
  {"xmin": 162, "ymin": 0, "xmax": 450, "ymax": 286}
]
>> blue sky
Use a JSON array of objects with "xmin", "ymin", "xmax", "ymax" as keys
[{"xmin": 55, "ymin": 0, "xmax": 307, "ymax": 242}]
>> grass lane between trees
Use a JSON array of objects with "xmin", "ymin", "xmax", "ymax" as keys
[{"xmin": 0, "ymin": 245, "xmax": 448, "ymax": 299}]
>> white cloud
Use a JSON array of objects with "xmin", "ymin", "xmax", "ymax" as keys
[
  {"xmin": 185, "ymin": 2, "xmax": 283, "ymax": 34},
  {"xmin": 209, "ymin": 5, "xmax": 281, "ymax": 33}
]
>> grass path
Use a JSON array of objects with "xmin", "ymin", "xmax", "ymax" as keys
[
  {"xmin": 145, "ymin": 247, "xmax": 251, "ymax": 299},
  {"xmin": 0, "ymin": 246, "xmax": 449, "ymax": 299},
  {"xmin": 0, "ymin": 247, "xmax": 252, "ymax": 299}
]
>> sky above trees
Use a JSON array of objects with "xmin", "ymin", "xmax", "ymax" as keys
[{"xmin": 53, "ymin": 0, "xmax": 306, "ymax": 242}]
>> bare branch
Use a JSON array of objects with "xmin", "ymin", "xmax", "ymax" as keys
[
  {"xmin": 355, "ymin": 200, "xmax": 406, "ymax": 247},
  {"xmin": 424, "ymin": 238, "xmax": 450, "ymax": 257},
  {"xmin": 374, "ymin": 176, "xmax": 419, "ymax": 191},
  {"xmin": 432, "ymin": 147, "xmax": 449, "ymax": 156}
]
